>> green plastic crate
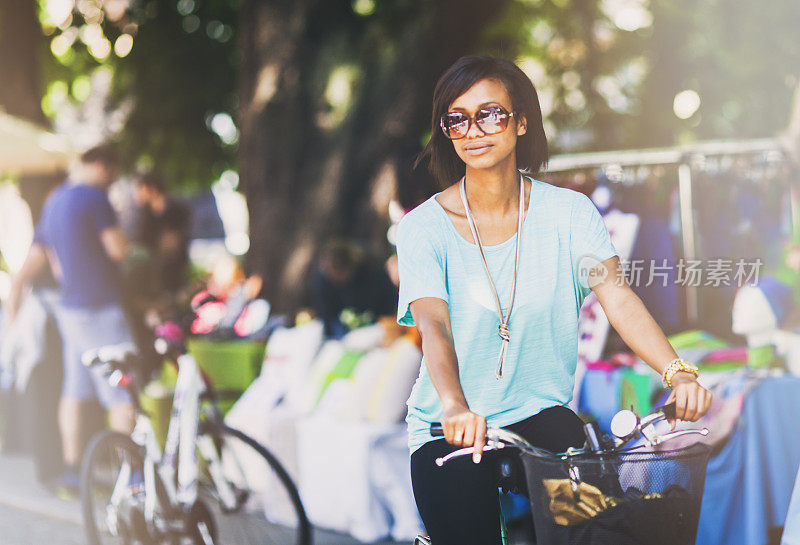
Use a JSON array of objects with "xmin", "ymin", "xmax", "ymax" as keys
[{"xmin": 186, "ymin": 339, "xmax": 267, "ymax": 413}]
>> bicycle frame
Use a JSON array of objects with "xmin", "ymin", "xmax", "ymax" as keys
[{"xmin": 113, "ymin": 352, "xmax": 244, "ymax": 528}]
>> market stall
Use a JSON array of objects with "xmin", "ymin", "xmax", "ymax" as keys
[
  {"xmin": 146, "ymin": 137, "xmax": 800, "ymax": 543},
  {"xmin": 0, "ymin": 111, "xmax": 72, "ymax": 177},
  {"xmin": 549, "ymin": 137, "xmax": 800, "ymax": 545}
]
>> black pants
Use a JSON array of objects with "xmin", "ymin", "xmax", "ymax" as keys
[{"xmin": 410, "ymin": 406, "xmax": 586, "ymax": 545}]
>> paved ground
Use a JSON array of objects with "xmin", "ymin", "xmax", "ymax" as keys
[
  {"xmin": 0, "ymin": 503, "xmax": 86, "ymax": 545},
  {"xmin": 0, "ymin": 453, "xmax": 410, "ymax": 545}
]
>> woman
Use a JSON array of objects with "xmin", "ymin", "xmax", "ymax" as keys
[{"xmin": 395, "ymin": 55, "xmax": 713, "ymax": 545}]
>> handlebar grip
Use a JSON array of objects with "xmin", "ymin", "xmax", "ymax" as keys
[
  {"xmin": 430, "ymin": 423, "xmax": 444, "ymax": 437},
  {"xmin": 659, "ymin": 402, "xmax": 676, "ymax": 420}
]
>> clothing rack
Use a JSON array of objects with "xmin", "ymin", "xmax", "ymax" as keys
[{"xmin": 544, "ymin": 138, "xmax": 788, "ymax": 322}]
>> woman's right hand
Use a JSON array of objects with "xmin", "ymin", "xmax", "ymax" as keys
[{"xmin": 442, "ymin": 403, "xmax": 487, "ymax": 464}]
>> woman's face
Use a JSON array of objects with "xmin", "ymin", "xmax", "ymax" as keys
[{"xmin": 447, "ymin": 78, "xmax": 526, "ymax": 173}]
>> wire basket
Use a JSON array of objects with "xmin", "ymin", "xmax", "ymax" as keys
[{"xmin": 520, "ymin": 443, "xmax": 711, "ymax": 545}]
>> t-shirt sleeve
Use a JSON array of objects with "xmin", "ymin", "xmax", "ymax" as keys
[
  {"xmin": 91, "ymin": 192, "xmax": 118, "ymax": 232},
  {"xmin": 395, "ymin": 213, "xmax": 448, "ymax": 326},
  {"xmin": 33, "ymin": 192, "xmax": 55, "ymax": 246},
  {"xmin": 570, "ymin": 192, "xmax": 618, "ymax": 300},
  {"xmin": 33, "ymin": 221, "xmax": 48, "ymax": 246}
]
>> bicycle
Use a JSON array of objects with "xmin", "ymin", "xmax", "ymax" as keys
[
  {"xmin": 414, "ymin": 403, "xmax": 710, "ymax": 545},
  {"xmin": 79, "ymin": 327, "xmax": 312, "ymax": 545}
]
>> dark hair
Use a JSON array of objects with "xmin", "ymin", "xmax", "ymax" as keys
[
  {"xmin": 420, "ymin": 55, "xmax": 549, "ymax": 185},
  {"xmin": 136, "ymin": 172, "xmax": 166, "ymax": 194},
  {"xmin": 80, "ymin": 143, "xmax": 120, "ymax": 167}
]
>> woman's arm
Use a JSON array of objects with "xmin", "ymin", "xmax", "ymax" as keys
[
  {"xmin": 410, "ymin": 297, "xmax": 488, "ymax": 463},
  {"xmin": 590, "ymin": 256, "xmax": 713, "ymax": 423}
]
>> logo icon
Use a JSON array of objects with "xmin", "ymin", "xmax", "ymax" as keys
[{"xmin": 577, "ymin": 254, "xmax": 609, "ymax": 289}]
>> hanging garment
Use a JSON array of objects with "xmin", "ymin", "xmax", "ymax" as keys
[
  {"xmin": 783, "ymin": 464, "xmax": 800, "ymax": 545},
  {"xmin": 0, "ymin": 290, "xmax": 53, "ymax": 392},
  {"xmin": 696, "ymin": 376, "xmax": 800, "ymax": 545}
]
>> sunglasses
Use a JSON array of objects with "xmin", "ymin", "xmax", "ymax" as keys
[{"xmin": 440, "ymin": 104, "xmax": 516, "ymax": 140}]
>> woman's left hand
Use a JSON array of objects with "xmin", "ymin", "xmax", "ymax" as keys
[{"xmin": 665, "ymin": 373, "xmax": 713, "ymax": 426}]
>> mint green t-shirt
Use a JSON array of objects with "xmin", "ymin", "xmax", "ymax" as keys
[{"xmin": 396, "ymin": 176, "xmax": 618, "ymax": 454}]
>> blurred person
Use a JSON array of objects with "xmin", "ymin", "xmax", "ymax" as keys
[
  {"xmin": 125, "ymin": 172, "xmax": 191, "ymax": 374},
  {"xmin": 0, "ymin": 262, "xmax": 63, "ymax": 484},
  {"xmin": 311, "ymin": 239, "xmax": 397, "ymax": 338},
  {"xmin": 6, "ymin": 144, "xmax": 135, "ymax": 496},
  {"xmin": 132, "ymin": 172, "xmax": 191, "ymax": 295},
  {"xmin": 396, "ymin": 56, "xmax": 713, "ymax": 545}
]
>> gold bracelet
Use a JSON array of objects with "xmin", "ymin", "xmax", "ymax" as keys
[{"xmin": 661, "ymin": 358, "xmax": 699, "ymax": 389}]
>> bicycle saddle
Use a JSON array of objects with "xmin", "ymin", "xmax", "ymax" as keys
[{"xmin": 81, "ymin": 342, "xmax": 139, "ymax": 371}]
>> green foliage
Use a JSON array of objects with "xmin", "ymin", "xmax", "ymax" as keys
[
  {"xmin": 112, "ymin": 0, "xmax": 238, "ymax": 189},
  {"xmin": 33, "ymin": 0, "xmax": 800, "ymax": 189},
  {"xmin": 646, "ymin": 0, "xmax": 800, "ymax": 143},
  {"xmin": 37, "ymin": 0, "xmax": 238, "ymax": 190},
  {"xmin": 483, "ymin": 0, "xmax": 800, "ymax": 151}
]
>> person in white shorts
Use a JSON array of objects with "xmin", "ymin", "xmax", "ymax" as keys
[{"xmin": 8, "ymin": 144, "xmax": 135, "ymax": 494}]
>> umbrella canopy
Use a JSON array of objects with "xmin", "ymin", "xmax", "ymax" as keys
[{"xmin": 0, "ymin": 111, "xmax": 73, "ymax": 176}]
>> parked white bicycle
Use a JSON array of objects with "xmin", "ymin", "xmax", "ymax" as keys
[{"xmin": 79, "ymin": 325, "xmax": 311, "ymax": 545}]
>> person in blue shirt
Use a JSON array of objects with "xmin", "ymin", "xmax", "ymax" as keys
[
  {"xmin": 7, "ymin": 144, "xmax": 134, "ymax": 494},
  {"xmin": 396, "ymin": 56, "xmax": 713, "ymax": 545}
]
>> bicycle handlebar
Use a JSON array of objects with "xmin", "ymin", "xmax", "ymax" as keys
[
  {"xmin": 429, "ymin": 403, "xmax": 709, "ymax": 466},
  {"xmin": 430, "ymin": 403, "xmax": 677, "ymax": 441}
]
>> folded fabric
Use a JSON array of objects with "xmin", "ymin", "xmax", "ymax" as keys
[
  {"xmin": 259, "ymin": 319, "xmax": 325, "ymax": 405},
  {"xmin": 289, "ymin": 340, "xmax": 345, "ymax": 413},
  {"xmin": 697, "ymin": 375, "xmax": 800, "ymax": 545},
  {"xmin": 295, "ymin": 417, "xmax": 410, "ymax": 542},
  {"xmin": 697, "ymin": 346, "xmax": 749, "ymax": 372},
  {"xmin": 585, "ymin": 360, "xmax": 618, "ymax": 373},
  {"xmin": 551, "ymin": 494, "xmax": 699, "ymax": 545},
  {"xmin": 365, "ymin": 337, "xmax": 421, "ymax": 424},
  {"xmin": 544, "ymin": 479, "xmax": 611, "ymax": 525},
  {"xmin": 668, "ymin": 330, "xmax": 728, "ymax": 350},
  {"xmin": 341, "ymin": 324, "xmax": 385, "ymax": 352},
  {"xmin": 619, "ymin": 369, "xmax": 655, "ymax": 415},
  {"xmin": 585, "ymin": 352, "xmax": 637, "ymax": 372},
  {"xmin": 349, "ymin": 348, "xmax": 391, "ymax": 420},
  {"xmin": 701, "ymin": 347, "xmax": 748, "ymax": 363},
  {"xmin": 783, "ymin": 464, "xmax": 800, "ymax": 545},
  {"xmin": 0, "ymin": 291, "xmax": 50, "ymax": 392},
  {"xmin": 317, "ymin": 350, "xmax": 364, "ymax": 405},
  {"xmin": 537, "ymin": 473, "xmax": 700, "ymax": 545}
]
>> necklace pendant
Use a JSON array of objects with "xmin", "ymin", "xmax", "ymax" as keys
[
  {"xmin": 496, "ymin": 323, "xmax": 509, "ymax": 379},
  {"xmin": 498, "ymin": 323, "xmax": 510, "ymax": 342},
  {"xmin": 496, "ymin": 340, "xmax": 507, "ymax": 379},
  {"xmin": 460, "ymin": 175, "xmax": 524, "ymax": 382}
]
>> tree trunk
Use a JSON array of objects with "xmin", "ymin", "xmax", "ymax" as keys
[
  {"xmin": 239, "ymin": 0, "xmax": 509, "ymax": 313},
  {"xmin": 0, "ymin": 0, "xmax": 45, "ymax": 123}
]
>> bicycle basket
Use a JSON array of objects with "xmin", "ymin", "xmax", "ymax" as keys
[{"xmin": 520, "ymin": 443, "xmax": 711, "ymax": 545}]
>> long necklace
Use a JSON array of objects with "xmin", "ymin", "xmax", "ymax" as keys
[{"xmin": 459, "ymin": 173, "xmax": 524, "ymax": 379}]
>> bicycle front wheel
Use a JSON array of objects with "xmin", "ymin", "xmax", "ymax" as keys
[{"xmin": 197, "ymin": 423, "xmax": 312, "ymax": 545}]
